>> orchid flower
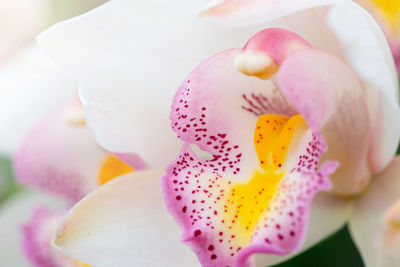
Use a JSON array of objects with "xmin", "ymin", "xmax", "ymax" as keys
[
  {"xmin": 14, "ymin": 98, "xmax": 145, "ymax": 203},
  {"xmin": 354, "ymin": 0, "xmax": 400, "ymax": 73},
  {"xmin": 13, "ymin": 99, "xmax": 147, "ymax": 267},
  {"xmin": 35, "ymin": 0, "xmax": 399, "ymax": 266},
  {"xmin": 161, "ymin": 26, "xmax": 399, "ymax": 266},
  {"xmin": 12, "ymin": 84, "xmax": 146, "ymax": 266}
]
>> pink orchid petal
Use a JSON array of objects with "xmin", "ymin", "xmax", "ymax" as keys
[
  {"xmin": 114, "ymin": 152, "xmax": 147, "ymax": 170},
  {"xmin": 389, "ymin": 41, "xmax": 400, "ymax": 73},
  {"xmin": 22, "ymin": 207, "xmax": 74, "ymax": 267},
  {"xmin": 169, "ymin": 48, "xmax": 297, "ymax": 181},
  {"xmin": 277, "ymin": 48, "xmax": 371, "ymax": 195},
  {"xmin": 53, "ymin": 169, "xmax": 200, "ymax": 267},
  {"xmin": 349, "ymin": 157, "xmax": 400, "ymax": 267},
  {"xmin": 14, "ymin": 103, "xmax": 108, "ymax": 203}
]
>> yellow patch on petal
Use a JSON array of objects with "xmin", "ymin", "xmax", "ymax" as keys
[
  {"xmin": 369, "ymin": 0, "xmax": 400, "ymax": 30},
  {"xmin": 223, "ymin": 114, "xmax": 307, "ymax": 244},
  {"xmin": 74, "ymin": 260, "xmax": 93, "ymax": 267},
  {"xmin": 98, "ymin": 155, "xmax": 133, "ymax": 185}
]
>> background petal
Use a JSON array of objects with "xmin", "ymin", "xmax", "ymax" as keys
[
  {"xmin": 0, "ymin": 44, "xmax": 77, "ymax": 156},
  {"xmin": 349, "ymin": 157, "xmax": 400, "ymax": 267},
  {"xmin": 53, "ymin": 169, "xmax": 200, "ymax": 267},
  {"xmin": 378, "ymin": 198, "xmax": 400, "ymax": 267},
  {"xmin": 14, "ymin": 103, "xmax": 108, "ymax": 203},
  {"xmin": 22, "ymin": 207, "xmax": 74, "ymax": 267},
  {"xmin": 328, "ymin": 0, "xmax": 400, "ymax": 174},
  {"xmin": 201, "ymin": 0, "xmax": 339, "ymax": 26},
  {"xmin": 0, "ymin": 190, "xmax": 66, "ymax": 267}
]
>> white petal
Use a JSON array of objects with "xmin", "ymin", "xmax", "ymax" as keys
[
  {"xmin": 378, "ymin": 199, "xmax": 400, "ymax": 267},
  {"xmin": 37, "ymin": 0, "xmax": 274, "ymax": 165},
  {"xmin": 200, "ymin": 0, "xmax": 339, "ymax": 25},
  {"xmin": 328, "ymin": 0, "xmax": 400, "ymax": 174},
  {"xmin": 349, "ymin": 157, "xmax": 400, "ymax": 267},
  {"xmin": 53, "ymin": 169, "xmax": 200, "ymax": 267}
]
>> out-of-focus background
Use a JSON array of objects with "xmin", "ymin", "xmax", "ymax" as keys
[
  {"xmin": 0, "ymin": 0, "xmax": 107, "ymax": 200},
  {"xmin": 0, "ymin": 0, "xmax": 108, "ymax": 65},
  {"xmin": 0, "ymin": 1, "xmax": 109, "ymax": 266}
]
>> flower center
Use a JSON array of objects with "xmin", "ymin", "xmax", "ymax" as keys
[
  {"xmin": 223, "ymin": 114, "xmax": 307, "ymax": 244},
  {"xmin": 98, "ymin": 155, "xmax": 133, "ymax": 185}
]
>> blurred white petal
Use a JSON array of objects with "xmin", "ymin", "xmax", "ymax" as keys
[
  {"xmin": 53, "ymin": 169, "xmax": 200, "ymax": 267},
  {"xmin": 349, "ymin": 157, "xmax": 400, "ymax": 267},
  {"xmin": 0, "ymin": 44, "xmax": 78, "ymax": 155}
]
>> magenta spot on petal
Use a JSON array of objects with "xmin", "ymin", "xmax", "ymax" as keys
[{"xmin": 194, "ymin": 230, "xmax": 202, "ymax": 237}]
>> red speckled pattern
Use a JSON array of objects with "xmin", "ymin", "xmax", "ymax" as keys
[{"xmin": 162, "ymin": 35, "xmax": 338, "ymax": 266}]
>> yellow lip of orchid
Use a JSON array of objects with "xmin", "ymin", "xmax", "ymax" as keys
[{"xmin": 222, "ymin": 114, "xmax": 308, "ymax": 246}]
